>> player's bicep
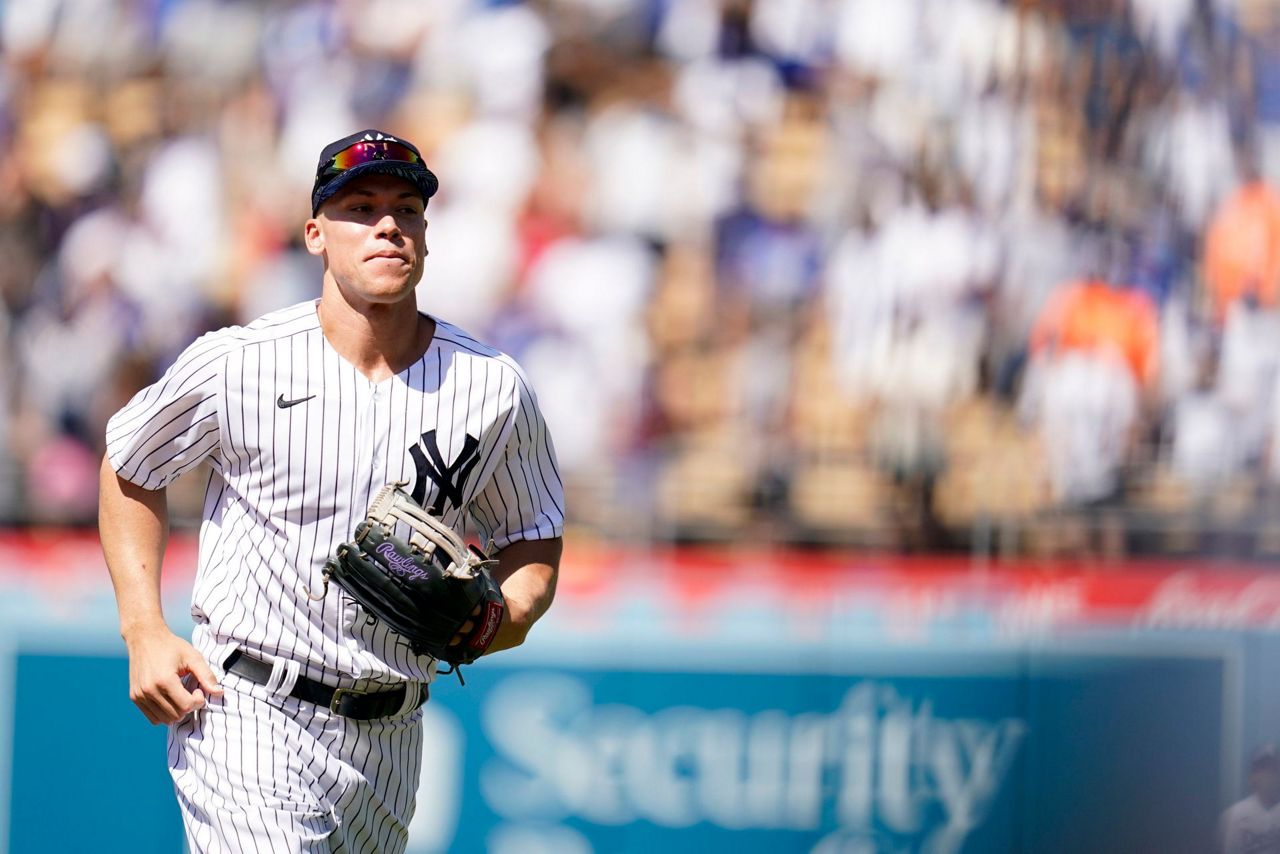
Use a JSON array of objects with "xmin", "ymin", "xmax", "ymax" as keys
[{"xmin": 493, "ymin": 536, "xmax": 562, "ymax": 588}]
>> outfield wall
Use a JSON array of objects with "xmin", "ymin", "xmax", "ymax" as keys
[{"xmin": 2, "ymin": 534, "xmax": 1277, "ymax": 853}]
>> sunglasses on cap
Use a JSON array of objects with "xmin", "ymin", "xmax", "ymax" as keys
[
  {"xmin": 315, "ymin": 140, "xmax": 424, "ymax": 184},
  {"xmin": 310, "ymin": 131, "xmax": 439, "ymax": 215}
]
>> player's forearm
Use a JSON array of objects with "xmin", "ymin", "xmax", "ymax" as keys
[
  {"xmin": 98, "ymin": 454, "xmax": 171, "ymax": 640},
  {"xmin": 488, "ymin": 536, "xmax": 562, "ymax": 652}
]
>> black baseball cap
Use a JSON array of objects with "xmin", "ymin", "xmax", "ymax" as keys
[{"xmin": 311, "ymin": 129, "xmax": 439, "ymax": 215}]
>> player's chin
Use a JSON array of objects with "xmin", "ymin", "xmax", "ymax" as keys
[{"xmin": 363, "ymin": 272, "xmax": 420, "ymax": 299}]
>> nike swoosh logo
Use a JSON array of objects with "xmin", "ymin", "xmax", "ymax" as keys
[{"xmin": 277, "ymin": 393, "xmax": 316, "ymax": 409}]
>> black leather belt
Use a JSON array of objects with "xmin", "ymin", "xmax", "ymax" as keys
[{"xmin": 223, "ymin": 649, "xmax": 427, "ymax": 720}]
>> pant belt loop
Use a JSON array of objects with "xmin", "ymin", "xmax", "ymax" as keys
[
  {"xmin": 393, "ymin": 682, "xmax": 421, "ymax": 716},
  {"xmin": 264, "ymin": 656, "xmax": 300, "ymax": 699}
]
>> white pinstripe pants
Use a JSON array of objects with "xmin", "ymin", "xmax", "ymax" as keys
[{"xmin": 168, "ymin": 670, "xmax": 425, "ymax": 853}]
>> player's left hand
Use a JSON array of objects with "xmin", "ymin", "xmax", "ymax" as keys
[{"xmin": 323, "ymin": 484, "xmax": 506, "ymax": 670}]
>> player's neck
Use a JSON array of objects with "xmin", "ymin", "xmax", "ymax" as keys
[{"xmin": 315, "ymin": 292, "xmax": 435, "ymax": 383}]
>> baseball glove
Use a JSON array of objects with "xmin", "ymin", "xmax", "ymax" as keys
[{"xmin": 318, "ymin": 483, "xmax": 505, "ymax": 676}]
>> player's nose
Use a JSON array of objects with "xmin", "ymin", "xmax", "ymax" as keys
[{"xmin": 373, "ymin": 213, "xmax": 402, "ymax": 240}]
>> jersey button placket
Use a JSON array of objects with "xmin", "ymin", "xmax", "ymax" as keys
[
  {"xmin": 353, "ymin": 382, "xmax": 378, "ymax": 486},
  {"xmin": 370, "ymin": 384, "xmax": 385, "ymax": 473}
]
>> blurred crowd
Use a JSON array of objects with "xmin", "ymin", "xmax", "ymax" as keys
[{"xmin": 6, "ymin": 0, "xmax": 1280, "ymax": 558}]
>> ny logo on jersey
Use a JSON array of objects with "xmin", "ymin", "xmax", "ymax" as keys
[{"xmin": 409, "ymin": 430, "xmax": 481, "ymax": 514}]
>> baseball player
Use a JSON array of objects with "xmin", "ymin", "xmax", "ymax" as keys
[
  {"xmin": 1221, "ymin": 746, "xmax": 1280, "ymax": 854},
  {"xmin": 98, "ymin": 129, "xmax": 564, "ymax": 852}
]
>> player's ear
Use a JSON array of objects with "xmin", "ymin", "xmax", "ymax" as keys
[{"xmin": 303, "ymin": 217, "xmax": 325, "ymax": 256}]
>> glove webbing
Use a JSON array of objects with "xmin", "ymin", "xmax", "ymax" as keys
[{"xmin": 363, "ymin": 483, "xmax": 487, "ymax": 576}]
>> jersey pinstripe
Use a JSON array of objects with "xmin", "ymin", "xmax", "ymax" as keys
[{"xmin": 105, "ymin": 299, "xmax": 564, "ymax": 688}]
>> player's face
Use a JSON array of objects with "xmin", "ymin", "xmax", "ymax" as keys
[
  {"xmin": 1255, "ymin": 767, "xmax": 1280, "ymax": 806},
  {"xmin": 305, "ymin": 174, "xmax": 428, "ymax": 305}
]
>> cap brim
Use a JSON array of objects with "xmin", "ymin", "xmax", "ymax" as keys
[{"xmin": 312, "ymin": 161, "xmax": 439, "ymax": 215}]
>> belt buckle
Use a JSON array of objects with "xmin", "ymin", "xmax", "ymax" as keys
[{"xmin": 329, "ymin": 687, "xmax": 368, "ymax": 714}]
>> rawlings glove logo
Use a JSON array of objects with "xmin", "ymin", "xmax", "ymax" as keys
[
  {"xmin": 374, "ymin": 541, "xmax": 432, "ymax": 581},
  {"xmin": 470, "ymin": 600, "xmax": 503, "ymax": 649}
]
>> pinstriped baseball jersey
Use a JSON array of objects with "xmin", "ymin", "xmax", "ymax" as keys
[{"xmin": 105, "ymin": 299, "xmax": 564, "ymax": 687}]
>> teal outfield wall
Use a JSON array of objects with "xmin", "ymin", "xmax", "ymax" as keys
[
  {"xmin": 3, "ymin": 626, "xmax": 1254, "ymax": 854},
  {"xmin": 0, "ymin": 542, "xmax": 1275, "ymax": 853}
]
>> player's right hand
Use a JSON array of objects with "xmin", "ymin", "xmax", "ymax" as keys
[{"xmin": 122, "ymin": 624, "xmax": 223, "ymax": 725}]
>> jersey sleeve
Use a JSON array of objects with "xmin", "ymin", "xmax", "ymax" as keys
[
  {"xmin": 470, "ymin": 369, "xmax": 565, "ymax": 550},
  {"xmin": 105, "ymin": 329, "xmax": 235, "ymax": 490}
]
